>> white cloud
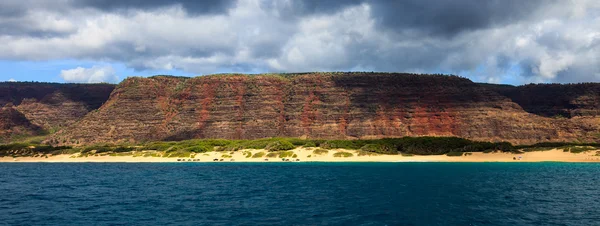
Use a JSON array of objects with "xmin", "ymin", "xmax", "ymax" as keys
[
  {"xmin": 60, "ymin": 65, "xmax": 118, "ymax": 83},
  {"xmin": 8, "ymin": 78, "xmax": 16, "ymax": 82},
  {"xmin": 0, "ymin": 0, "xmax": 599, "ymax": 84}
]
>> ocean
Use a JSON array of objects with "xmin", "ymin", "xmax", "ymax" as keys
[{"xmin": 1, "ymin": 162, "xmax": 599, "ymax": 225}]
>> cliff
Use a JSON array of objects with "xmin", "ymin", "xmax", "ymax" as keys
[
  {"xmin": 0, "ymin": 106, "xmax": 42, "ymax": 140},
  {"xmin": 0, "ymin": 82, "xmax": 115, "ymax": 142},
  {"xmin": 47, "ymin": 73, "xmax": 600, "ymax": 145},
  {"xmin": 483, "ymin": 83, "xmax": 600, "ymax": 118}
]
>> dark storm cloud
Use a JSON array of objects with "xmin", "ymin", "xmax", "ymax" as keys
[
  {"xmin": 368, "ymin": 0, "xmax": 551, "ymax": 37},
  {"xmin": 264, "ymin": 0, "xmax": 550, "ymax": 37},
  {"xmin": 260, "ymin": 0, "xmax": 363, "ymax": 19},
  {"xmin": 71, "ymin": 0, "xmax": 236, "ymax": 14}
]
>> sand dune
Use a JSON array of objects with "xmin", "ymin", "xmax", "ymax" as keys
[{"xmin": 2, "ymin": 148, "xmax": 600, "ymax": 163}]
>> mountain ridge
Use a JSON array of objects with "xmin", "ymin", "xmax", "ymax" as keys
[
  {"xmin": 0, "ymin": 82, "xmax": 115, "ymax": 142},
  {"xmin": 40, "ymin": 72, "xmax": 600, "ymax": 145}
]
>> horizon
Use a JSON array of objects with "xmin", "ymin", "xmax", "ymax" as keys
[
  {"xmin": 1, "ymin": 0, "xmax": 599, "ymax": 85},
  {"xmin": 4, "ymin": 72, "xmax": 600, "ymax": 86}
]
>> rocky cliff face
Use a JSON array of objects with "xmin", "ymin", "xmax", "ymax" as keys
[
  {"xmin": 0, "ymin": 106, "xmax": 42, "ymax": 140},
  {"xmin": 47, "ymin": 73, "xmax": 600, "ymax": 145},
  {"xmin": 0, "ymin": 82, "xmax": 115, "ymax": 142},
  {"xmin": 483, "ymin": 83, "xmax": 600, "ymax": 118}
]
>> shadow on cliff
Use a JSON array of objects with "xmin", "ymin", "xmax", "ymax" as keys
[
  {"xmin": 0, "ymin": 82, "xmax": 115, "ymax": 110},
  {"xmin": 481, "ymin": 83, "xmax": 600, "ymax": 118}
]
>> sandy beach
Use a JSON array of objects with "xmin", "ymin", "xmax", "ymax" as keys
[{"xmin": 2, "ymin": 148, "xmax": 600, "ymax": 163}]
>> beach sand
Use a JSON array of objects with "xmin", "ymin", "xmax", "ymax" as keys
[{"xmin": 1, "ymin": 148, "xmax": 600, "ymax": 163}]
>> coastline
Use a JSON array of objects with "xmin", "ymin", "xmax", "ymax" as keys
[{"xmin": 2, "ymin": 148, "xmax": 600, "ymax": 163}]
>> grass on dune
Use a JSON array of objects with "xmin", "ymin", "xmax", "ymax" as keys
[{"xmin": 2, "ymin": 136, "xmax": 600, "ymax": 158}]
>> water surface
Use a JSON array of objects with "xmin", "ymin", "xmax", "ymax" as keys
[{"xmin": 1, "ymin": 162, "xmax": 599, "ymax": 225}]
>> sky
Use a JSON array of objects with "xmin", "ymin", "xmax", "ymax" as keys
[{"xmin": 0, "ymin": 0, "xmax": 599, "ymax": 85}]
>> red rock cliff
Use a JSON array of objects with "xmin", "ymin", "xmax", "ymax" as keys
[
  {"xmin": 48, "ymin": 73, "xmax": 600, "ymax": 145},
  {"xmin": 0, "ymin": 82, "xmax": 115, "ymax": 142}
]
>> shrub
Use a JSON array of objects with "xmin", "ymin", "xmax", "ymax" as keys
[
  {"xmin": 141, "ymin": 142, "xmax": 174, "ymax": 151},
  {"xmin": 303, "ymin": 142, "xmax": 317, "ymax": 147},
  {"xmin": 108, "ymin": 152, "xmax": 133, "ymax": 156},
  {"xmin": 360, "ymin": 144, "xmax": 397, "ymax": 155},
  {"xmin": 266, "ymin": 140, "xmax": 295, "ymax": 151},
  {"xmin": 565, "ymin": 146, "xmax": 596, "ymax": 153},
  {"xmin": 278, "ymin": 151, "xmax": 295, "ymax": 158},
  {"xmin": 312, "ymin": 148, "xmax": 329, "ymax": 155},
  {"xmin": 143, "ymin": 152, "xmax": 161, "ymax": 157},
  {"xmin": 219, "ymin": 143, "xmax": 243, "ymax": 152},
  {"xmin": 285, "ymin": 138, "xmax": 310, "ymax": 146},
  {"xmin": 51, "ymin": 148, "xmax": 81, "ymax": 155},
  {"xmin": 221, "ymin": 154, "xmax": 232, "ymax": 158},
  {"xmin": 266, "ymin": 152, "xmax": 279, "ymax": 158},
  {"xmin": 357, "ymin": 151, "xmax": 377, "ymax": 156},
  {"xmin": 184, "ymin": 145, "xmax": 211, "ymax": 153},
  {"xmin": 333, "ymin": 151, "xmax": 353, "ymax": 158},
  {"xmin": 319, "ymin": 140, "xmax": 365, "ymax": 150},
  {"xmin": 522, "ymin": 147, "xmax": 555, "ymax": 152},
  {"xmin": 82, "ymin": 145, "xmax": 112, "ymax": 153},
  {"xmin": 446, "ymin": 151, "xmax": 463, "ymax": 157},
  {"xmin": 113, "ymin": 146, "xmax": 134, "ymax": 153},
  {"xmin": 252, "ymin": 152, "xmax": 265, "ymax": 158},
  {"xmin": 164, "ymin": 150, "xmax": 192, "ymax": 158},
  {"xmin": 243, "ymin": 151, "xmax": 252, "ymax": 158}
]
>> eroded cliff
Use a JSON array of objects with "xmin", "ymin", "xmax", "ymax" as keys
[
  {"xmin": 0, "ymin": 82, "xmax": 115, "ymax": 142},
  {"xmin": 47, "ymin": 73, "xmax": 600, "ymax": 145}
]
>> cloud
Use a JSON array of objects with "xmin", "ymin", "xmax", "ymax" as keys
[
  {"xmin": 60, "ymin": 66, "xmax": 118, "ymax": 83},
  {"xmin": 0, "ymin": 0, "xmax": 599, "ymax": 84},
  {"xmin": 8, "ymin": 78, "xmax": 16, "ymax": 82},
  {"xmin": 72, "ymin": 0, "xmax": 236, "ymax": 15}
]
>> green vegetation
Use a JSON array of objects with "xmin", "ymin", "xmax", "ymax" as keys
[
  {"xmin": 0, "ymin": 143, "xmax": 72, "ymax": 157},
  {"xmin": 277, "ymin": 151, "xmax": 295, "ymax": 158},
  {"xmin": 312, "ymin": 148, "xmax": 329, "ymax": 155},
  {"xmin": 446, "ymin": 151, "xmax": 464, "ymax": 157},
  {"xmin": 143, "ymin": 152, "xmax": 161, "ymax": 157},
  {"xmin": 108, "ymin": 152, "xmax": 133, "ymax": 157},
  {"xmin": 163, "ymin": 149, "xmax": 193, "ymax": 158},
  {"xmin": 2, "ymin": 136, "xmax": 600, "ymax": 158},
  {"xmin": 360, "ymin": 144, "xmax": 397, "ymax": 155},
  {"xmin": 333, "ymin": 151, "xmax": 353, "ymax": 158},
  {"xmin": 522, "ymin": 147, "xmax": 555, "ymax": 152},
  {"xmin": 303, "ymin": 142, "xmax": 316, "ymax": 147},
  {"xmin": 221, "ymin": 154, "xmax": 232, "ymax": 158},
  {"xmin": 266, "ymin": 140, "xmax": 295, "ymax": 152},
  {"xmin": 563, "ymin": 146, "xmax": 597, "ymax": 153},
  {"xmin": 251, "ymin": 152, "xmax": 265, "ymax": 158},
  {"xmin": 357, "ymin": 151, "xmax": 378, "ymax": 156}
]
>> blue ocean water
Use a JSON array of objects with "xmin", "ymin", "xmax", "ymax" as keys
[{"xmin": 1, "ymin": 163, "xmax": 599, "ymax": 225}]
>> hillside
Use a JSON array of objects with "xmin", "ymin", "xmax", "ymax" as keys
[
  {"xmin": 46, "ymin": 73, "xmax": 600, "ymax": 145},
  {"xmin": 0, "ymin": 82, "xmax": 115, "ymax": 142},
  {"xmin": 482, "ymin": 83, "xmax": 600, "ymax": 118}
]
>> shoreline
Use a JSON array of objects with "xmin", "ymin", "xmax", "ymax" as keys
[{"xmin": 2, "ymin": 148, "xmax": 600, "ymax": 163}]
